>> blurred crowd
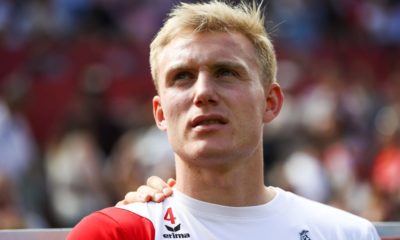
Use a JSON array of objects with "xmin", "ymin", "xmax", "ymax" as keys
[{"xmin": 0, "ymin": 0, "xmax": 399, "ymax": 228}]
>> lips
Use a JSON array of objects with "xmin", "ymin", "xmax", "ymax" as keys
[{"xmin": 190, "ymin": 114, "xmax": 228, "ymax": 128}]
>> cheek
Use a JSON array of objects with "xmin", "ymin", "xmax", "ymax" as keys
[
  {"xmin": 237, "ymin": 89, "xmax": 265, "ymax": 112},
  {"xmin": 162, "ymin": 97, "xmax": 189, "ymax": 151},
  {"xmin": 162, "ymin": 94, "xmax": 188, "ymax": 129},
  {"xmin": 241, "ymin": 92, "xmax": 266, "ymax": 129}
]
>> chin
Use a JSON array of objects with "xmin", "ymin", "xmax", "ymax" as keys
[{"xmin": 188, "ymin": 147, "xmax": 234, "ymax": 166}]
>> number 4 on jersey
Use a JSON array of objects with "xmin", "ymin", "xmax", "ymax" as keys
[{"xmin": 164, "ymin": 207, "xmax": 176, "ymax": 224}]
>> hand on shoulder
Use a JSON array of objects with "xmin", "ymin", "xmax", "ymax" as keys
[{"xmin": 116, "ymin": 176, "xmax": 175, "ymax": 206}]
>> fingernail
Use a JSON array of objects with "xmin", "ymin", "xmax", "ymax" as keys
[
  {"xmin": 154, "ymin": 193, "xmax": 164, "ymax": 201},
  {"xmin": 162, "ymin": 188, "xmax": 172, "ymax": 195}
]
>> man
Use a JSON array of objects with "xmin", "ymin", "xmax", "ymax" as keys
[{"xmin": 68, "ymin": 1, "xmax": 380, "ymax": 239}]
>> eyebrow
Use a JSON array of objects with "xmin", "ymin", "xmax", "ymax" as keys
[
  {"xmin": 167, "ymin": 64, "xmax": 193, "ymax": 74},
  {"xmin": 166, "ymin": 60, "xmax": 248, "ymax": 74},
  {"xmin": 211, "ymin": 61, "xmax": 247, "ymax": 73}
]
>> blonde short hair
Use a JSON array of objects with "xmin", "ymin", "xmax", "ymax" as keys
[{"xmin": 150, "ymin": 0, "xmax": 277, "ymax": 92}]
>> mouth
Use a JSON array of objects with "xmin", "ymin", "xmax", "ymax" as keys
[{"xmin": 190, "ymin": 115, "xmax": 228, "ymax": 128}]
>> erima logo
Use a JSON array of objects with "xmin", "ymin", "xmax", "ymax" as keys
[
  {"xmin": 163, "ymin": 224, "xmax": 191, "ymax": 239},
  {"xmin": 299, "ymin": 230, "xmax": 311, "ymax": 240},
  {"xmin": 165, "ymin": 224, "xmax": 181, "ymax": 232}
]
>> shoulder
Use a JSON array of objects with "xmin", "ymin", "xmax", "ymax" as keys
[
  {"xmin": 277, "ymin": 188, "xmax": 379, "ymax": 239},
  {"xmin": 67, "ymin": 207, "xmax": 155, "ymax": 240}
]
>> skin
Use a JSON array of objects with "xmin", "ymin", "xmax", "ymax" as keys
[{"xmin": 121, "ymin": 31, "xmax": 283, "ymax": 207}]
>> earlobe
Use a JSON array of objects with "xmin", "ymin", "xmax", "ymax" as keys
[
  {"xmin": 263, "ymin": 83, "xmax": 284, "ymax": 123},
  {"xmin": 153, "ymin": 96, "xmax": 167, "ymax": 131}
]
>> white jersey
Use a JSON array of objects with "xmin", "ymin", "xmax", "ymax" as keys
[{"xmin": 115, "ymin": 187, "xmax": 379, "ymax": 240}]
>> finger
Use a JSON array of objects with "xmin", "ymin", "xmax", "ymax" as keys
[
  {"xmin": 137, "ymin": 185, "xmax": 173, "ymax": 203},
  {"xmin": 146, "ymin": 176, "xmax": 169, "ymax": 191},
  {"xmin": 146, "ymin": 176, "xmax": 173, "ymax": 200},
  {"xmin": 124, "ymin": 190, "xmax": 152, "ymax": 204},
  {"xmin": 161, "ymin": 178, "xmax": 176, "ymax": 197},
  {"xmin": 167, "ymin": 178, "xmax": 176, "ymax": 187},
  {"xmin": 137, "ymin": 185, "xmax": 161, "ymax": 200}
]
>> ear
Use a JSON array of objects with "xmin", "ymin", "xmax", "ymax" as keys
[
  {"xmin": 153, "ymin": 95, "xmax": 167, "ymax": 131},
  {"xmin": 263, "ymin": 83, "xmax": 284, "ymax": 123}
]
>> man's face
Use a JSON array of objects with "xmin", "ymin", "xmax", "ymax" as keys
[{"xmin": 153, "ymin": 31, "xmax": 282, "ymax": 167}]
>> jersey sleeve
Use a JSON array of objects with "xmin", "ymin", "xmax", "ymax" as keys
[{"xmin": 67, "ymin": 207, "xmax": 155, "ymax": 240}]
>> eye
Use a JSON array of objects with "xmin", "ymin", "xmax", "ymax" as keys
[
  {"xmin": 215, "ymin": 68, "xmax": 238, "ymax": 78},
  {"xmin": 173, "ymin": 71, "xmax": 194, "ymax": 81}
]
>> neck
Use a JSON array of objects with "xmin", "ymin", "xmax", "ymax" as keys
[{"xmin": 174, "ymin": 148, "xmax": 274, "ymax": 206}]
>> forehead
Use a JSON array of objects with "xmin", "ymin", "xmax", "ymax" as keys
[{"xmin": 157, "ymin": 31, "xmax": 261, "ymax": 79}]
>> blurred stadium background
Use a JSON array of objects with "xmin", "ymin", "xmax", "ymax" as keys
[{"xmin": 0, "ymin": 0, "xmax": 399, "ymax": 229}]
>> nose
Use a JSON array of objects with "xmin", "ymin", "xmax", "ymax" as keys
[{"xmin": 193, "ymin": 71, "xmax": 218, "ymax": 106}]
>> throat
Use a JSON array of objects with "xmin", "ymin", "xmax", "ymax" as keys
[{"xmin": 175, "ymin": 162, "xmax": 268, "ymax": 206}]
